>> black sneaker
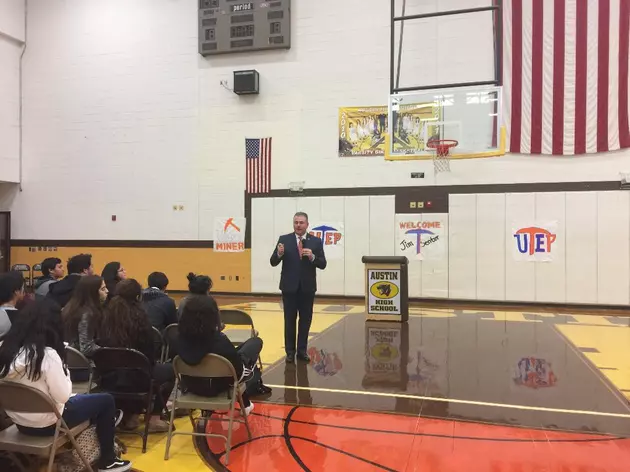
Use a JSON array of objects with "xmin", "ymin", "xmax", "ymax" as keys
[{"xmin": 98, "ymin": 458, "xmax": 132, "ymax": 472}]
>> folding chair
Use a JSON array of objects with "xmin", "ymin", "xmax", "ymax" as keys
[
  {"xmin": 0, "ymin": 381, "xmax": 93, "ymax": 472},
  {"xmin": 220, "ymin": 309, "xmax": 263, "ymax": 370},
  {"xmin": 164, "ymin": 354, "xmax": 251, "ymax": 464},
  {"xmin": 162, "ymin": 324, "xmax": 179, "ymax": 362},
  {"xmin": 91, "ymin": 348, "xmax": 156, "ymax": 453},
  {"xmin": 151, "ymin": 327, "xmax": 165, "ymax": 363},
  {"xmin": 65, "ymin": 346, "xmax": 93, "ymax": 394}
]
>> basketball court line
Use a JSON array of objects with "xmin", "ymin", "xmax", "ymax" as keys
[
  {"xmin": 262, "ymin": 384, "xmax": 630, "ymax": 419},
  {"xmin": 551, "ymin": 325, "xmax": 630, "ymax": 410}
]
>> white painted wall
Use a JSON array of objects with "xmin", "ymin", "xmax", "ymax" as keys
[
  {"xmin": 0, "ymin": 0, "xmax": 24, "ymax": 184},
  {"xmin": 253, "ymin": 191, "xmax": 630, "ymax": 306},
  {"xmin": 6, "ymin": 0, "xmax": 629, "ymax": 240}
]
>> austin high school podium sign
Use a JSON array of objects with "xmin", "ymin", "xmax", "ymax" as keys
[{"xmin": 361, "ymin": 256, "xmax": 409, "ymax": 322}]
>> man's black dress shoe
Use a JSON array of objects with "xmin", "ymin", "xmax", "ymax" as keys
[{"xmin": 296, "ymin": 352, "xmax": 310, "ymax": 363}]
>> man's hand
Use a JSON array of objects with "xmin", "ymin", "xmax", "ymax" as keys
[
  {"xmin": 277, "ymin": 243, "xmax": 285, "ymax": 256},
  {"xmin": 302, "ymin": 248, "xmax": 313, "ymax": 260}
]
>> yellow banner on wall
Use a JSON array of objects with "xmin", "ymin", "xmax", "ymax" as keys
[{"xmin": 338, "ymin": 103, "xmax": 441, "ymax": 157}]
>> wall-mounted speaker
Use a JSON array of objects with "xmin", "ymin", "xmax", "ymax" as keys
[{"xmin": 233, "ymin": 70, "xmax": 259, "ymax": 95}]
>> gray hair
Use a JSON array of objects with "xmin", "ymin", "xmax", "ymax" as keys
[{"xmin": 294, "ymin": 212, "xmax": 309, "ymax": 221}]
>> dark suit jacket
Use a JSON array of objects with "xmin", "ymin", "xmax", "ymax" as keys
[{"xmin": 270, "ymin": 233, "xmax": 327, "ymax": 293}]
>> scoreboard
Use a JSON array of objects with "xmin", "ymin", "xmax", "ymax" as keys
[{"xmin": 198, "ymin": 0, "xmax": 291, "ymax": 56}]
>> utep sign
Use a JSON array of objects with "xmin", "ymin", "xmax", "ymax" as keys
[
  {"xmin": 214, "ymin": 217, "xmax": 246, "ymax": 252},
  {"xmin": 395, "ymin": 214, "xmax": 446, "ymax": 261},
  {"xmin": 512, "ymin": 221, "xmax": 558, "ymax": 262},
  {"xmin": 308, "ymin": 222, "xmax": 344, "ymax": 260},
  {"xmin": 367, "ymin": 269, "xmax": 401, "ymax": 315}
]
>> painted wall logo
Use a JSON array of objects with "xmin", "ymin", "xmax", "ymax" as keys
[
  {"xmin": 308, "ymin": 347, "xmax": 342, "ymax": 376},
  {"xmin": 309, "ymin": 225, "xmax": 342, "ymax": 246},
  {"xmin": 513, "ymin": 357, "xmax": 557, "ymax": 389},
  {"xmin": 369, "ymin": 281, "xmax": 399, "ymax": 300},
  {"xmin": 511, "ymin": 221, "xmax": 558, "ymax": 262},
  {"xmin": 395, "ymin": 215, "xmax": 446, "ymax": 261}
]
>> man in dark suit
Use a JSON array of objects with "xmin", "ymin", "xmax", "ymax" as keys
[{"xmin": 270, "ymin": 212, "xmax": 327, "ymax": 363}]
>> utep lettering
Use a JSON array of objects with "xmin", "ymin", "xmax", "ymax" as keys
[
  {"xmin": 514, "ymin": 227, "xmax": 556, "ymax": 255},
  {"xmin": 309, "ymin": 225, "xmax": 342, "ymax": 245}
]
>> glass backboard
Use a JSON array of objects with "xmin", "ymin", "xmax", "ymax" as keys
[{"xmin": 386, "ymin": 85, "xmax": 504, "ymax": 160}]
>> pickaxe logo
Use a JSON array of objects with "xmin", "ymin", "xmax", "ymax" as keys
[{"xmin": 224, "ymin": 218, "xmax": 241, "ymax": 232}]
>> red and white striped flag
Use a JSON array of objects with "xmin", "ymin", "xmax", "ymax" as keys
[
  {"xmin": 503, "ymin": 0, "xmax": 630, "ymax": 155},
  {"xmin": 245, "ymin": 137, "xmax": 272, "ymax": 194}
]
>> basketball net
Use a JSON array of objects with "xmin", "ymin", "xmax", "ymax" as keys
[{"xmin": 427, "ymin": 140, "xmax": 457, "ymax": 176}]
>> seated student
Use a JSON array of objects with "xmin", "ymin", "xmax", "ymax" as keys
[
  {"xmin": 62, "ymin": 275, "xmax": 108, "ymax": 359},
  {"xmin": 98, "ymin": 279, "xmax": 174, "ymax": 432},
  {"xmin": 177, "ymin": 273, "xmax": 212, "ymax": 319},
  {"xmin": 34, "ymin": 257, "xmax": 64, "ymax": 297},
  {"xmin": 0, "ymin": 298, "xmax": 131, "ymax": 472},
  {"xmin": 0, "ymin": 271, "xmax": 25, "ymax": 337},
  {"xmin": 141, "ymin": 272, "xmax": 177, "ymax": 332},
  {"xmin": 178, "ymin": 296, "xmax": 267, "ymax": 415},
  {"xmin": 48, "ymin": 254, "xmax": 94, "ymax": 309},
  {"xmin": 100, "ymin": 262, "xmax": 127, "ymax": 304}
]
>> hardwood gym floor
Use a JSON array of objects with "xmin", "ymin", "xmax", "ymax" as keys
[{"xmin": 119, "ymin": 299, "xmax": 630, "ymax": 472}]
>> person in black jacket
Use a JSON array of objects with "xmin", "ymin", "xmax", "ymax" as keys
[
  {"xmin": 141, "ymin": 272, "xmax": 177, "ymax": 332},
  {"xmin": 47, "ymin": 254, "xmax": 94, "ymax": 308},
  {"xmin": 178, "ymin": 296, "xmax": 262, "ymax": 415},
  {"xmin": 98, "ymin": 279, "xmax": 174, "ymax": 432},
  {"xmin": 270, "ymin": 212, "xmax": 327, "ymax": 364}
]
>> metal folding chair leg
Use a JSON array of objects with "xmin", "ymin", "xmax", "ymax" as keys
[{"xmin": 63, "ymin": 422, "xmax": 94, "ymax": 472}]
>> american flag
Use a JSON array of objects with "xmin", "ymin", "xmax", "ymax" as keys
[
  {"xmin": 503, "ymin": 0, "xmax": 630, "ymax": 155},
  {"xmin": 245, "ymin": 137, "xmax": 272, "ymax": 194}
]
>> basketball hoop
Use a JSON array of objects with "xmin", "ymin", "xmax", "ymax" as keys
[{"xmin": 426, "ymin": 139, "xmax": 458, "ymax": 175}]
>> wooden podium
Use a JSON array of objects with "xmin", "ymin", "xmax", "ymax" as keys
[{"xmin": 361, "ymin": 256, "xmax": 409, "ymax": 323}]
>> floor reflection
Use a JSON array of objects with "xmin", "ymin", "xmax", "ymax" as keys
[{"xmin": 262, "ymin": 315, "xmax": 630, "ymax": 435}]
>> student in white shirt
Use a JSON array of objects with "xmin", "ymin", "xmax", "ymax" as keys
[{"xmin": 0, "ymin": 298, "xmax": 131, "ymax": 472}]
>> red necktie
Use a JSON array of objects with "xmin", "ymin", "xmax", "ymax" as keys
[{"xmin": 298, "ymin": 238, "xmax": 303, "ymax": 258}]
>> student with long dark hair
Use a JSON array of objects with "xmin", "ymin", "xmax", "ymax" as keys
[
  {"xmin": 101, "ymin": 262, "xmax": 127, "ymax": 304},
  {"xmin": 177, "ymin": 272, "xmax": 212, "ymax": 319},
  {"xmin": 98, "ymin": 279, "xmax": 174, "ymax": 432},
  {"xmin": 0, "ymin": 299, "xmax": 131, "ymax": 472},
  {"xmin": 178, "ymin": 296, "xmax": 266, "ymax": 415},
  {"xmin": 62, "ymin": 275, "xmax": 108, "ymax": 358}
]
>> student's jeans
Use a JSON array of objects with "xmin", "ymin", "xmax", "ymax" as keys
[{"xmin": 17, "ymin": 393, "xmax": 118, "ymax": 467}]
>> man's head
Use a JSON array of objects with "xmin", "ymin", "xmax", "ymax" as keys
[
  {"xmin": 67, "ymin": 254, "xmax": 94, "ymax": 276},
  {"xmin": 41, "ymin": 257, "xmax": 64, "ymax": 279},
  {"xmin": 0, "ymin": 271, "xmax": 25, "ymax": 307},
  {"xmin": 293, "ymin": 212, "xmax": 309, "ymax": 237},
  {"xmin": 147, "ymin": 272, "xmax": 169, "ymax": 291}
]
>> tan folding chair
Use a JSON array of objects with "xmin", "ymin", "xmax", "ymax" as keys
[
  {"xmin": 164, "ymin": 354, "xmax": 252, "ymax": 464},
  {"xmin": 65, "ymin": 346, "xmax": 93, "ymax": 394},
  {"xmin": 162, "ymin": 323, "xmax": 179, "ymax": 362},
  {"xmin": 0, "ymin": 381, "xmax": 93, "ymax": 472},
  {"xmin": 220, "ymin": 309, "xmax": 263, "ymax": 370},
  {"xmin": 151, "ymin": 326, "xmax": 165, "ymax": 363}
]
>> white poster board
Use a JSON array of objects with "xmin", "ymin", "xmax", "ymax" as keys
[
  {"xmin": 308, "ymin": 222, "xmax": 344, "ymax": 260},
  {"xmin": 395, "ymin": 214, "xmax": 446, "ymax": 261},
  {"xmin": 214, "ymin": 217, "xmax": 246, "ymax": 252}
]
